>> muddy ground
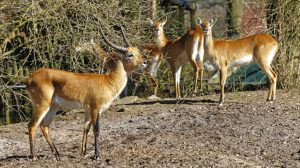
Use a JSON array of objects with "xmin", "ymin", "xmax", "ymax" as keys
[{"xmin": 0, "ymin": 90, "xmax": 300, "ymax": 167}]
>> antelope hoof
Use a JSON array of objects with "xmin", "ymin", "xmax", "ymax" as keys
[
  {"xmin": 199, "ymin": 91, "xmax": 204, "ymax": 96},
  {"xmin": 176, "ymin": 96, "xmax": 182, "ymax": 99},
  {"xmin": 190, "ymin": 92, "xmax": 197, "ymax": 97},
  {"xmin": 80, "ymin": 151, "xmax": 87, "ymax": 159},
  {"xmin": 94, "ymin": 155, "xmax": 100, "ymax": 160},
  {"xmin": 32, "ymin": 156, "xmax": 38, "ymax": 161},
  {"xmin": 81, "ymin": 154, "xmax": 88, "ymax": 159},
  {"xmin": 55, "ymin": 154, "xmax": 61, "ymax": 161},
  {"xmin": 218, "ymin": 100, "xmax": 224, "ymax": 106}
]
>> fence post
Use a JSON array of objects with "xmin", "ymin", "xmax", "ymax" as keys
[{"xmin": 4, "ymin": 92, "xmax": 12, "ymax": 125}]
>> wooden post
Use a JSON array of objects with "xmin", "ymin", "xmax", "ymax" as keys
[{"xmin": 4, "ymin": 92, "xmax": 11, "ymax": 125}]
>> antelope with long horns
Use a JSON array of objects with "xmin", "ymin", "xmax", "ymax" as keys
[{"xmin": 26, "ymin": 20, "xmax": 147, "ymax": 160}]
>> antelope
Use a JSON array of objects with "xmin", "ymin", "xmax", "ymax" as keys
[
  {"xmin": 143, "ymin": 43, "xmax": 163, "ymax": 96},
  {"xmin": 74, "ymin": 38, "xmax": 162, "ymax": 96},
  {"xmin": 26, "ymin": 21, "xmax": 147, "ymax": 161},
  {"xmin": 74, "ymin": 39, "xmax": 120, "ymax": 72},
  {"xmin": 74, "ymin": 39, "xmax": 109, "ymax": 73},
  {"xmin": 148, "ymin": 17, "xmax": 204, "ymax": 98},
  {"xmin": 75, "ymin": 39, "xmax": 107, "ymax": 57},
  {"xmin": 118, "ymin": 24, "xmax": 164, "ymax": 96},
  {"xmin": 198, "ymin": 18, "xmax": 278, "ymax": 105}
]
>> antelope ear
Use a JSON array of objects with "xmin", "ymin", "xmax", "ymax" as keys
[
  {"xmin": 161, "ymin": 17, "xmax": 167, "ymax": 27},
  {"xmin": 210, "ymin": 18, "xmax": 217, "ymax": 26},
  {"xmin": 196, "ymin": 17, "xmax": 203, "ymax": 25},
  {"xmin": 147, "ymin": 18, "xmax": 154, "ymax": 26}
]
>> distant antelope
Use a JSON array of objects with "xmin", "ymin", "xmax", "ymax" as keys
[
  {"xmin": 75, "ymin": 39, "xmax": 107, "ymax": 57},
  {"xmin": 148, "ymin": 17, "xmax": 204, "ymax": 98},
  {"xmin": 74, "ymin": 39, "xmax": 109, "ymax": 73},
  {"xmin": 118, "ymin": 24, "xmax": 164, "ymax": 96},
  {"xmin": 26, "ymin": 21, "xmax": 147, "ymax": 161},
  {"xmin": 143, "ymin": 43, "xmax": 163, "ymax": 96},
  {"xmin": 198, "ymin": 18, "xmax": 278, "ymax": 105},
  {"xmin": 74, "ymin": 38, "xmax": 122, "ymax": 73}
]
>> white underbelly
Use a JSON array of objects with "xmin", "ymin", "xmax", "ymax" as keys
[
  {"xmin": 147, "ymin": 56, "xmax": 160, "ymax": 77},
  {"xmin": 229, "ymin": 55, "xmax": 253, "ymax": 67},
  {"xmin": 53, "ymin": 96, "xmax": 84, "ymax": 109}
]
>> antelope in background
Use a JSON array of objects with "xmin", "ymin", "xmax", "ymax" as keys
[
  {"xmin": 148, "ymin": 17, "xmax": 204, "ymax": 98},
  {"xmin": 118, "ymin": 24, "xmax": 163, "ymax": 97},
  {"xmin": 74, "ymin": 39, "xmax": 109, "ymax": 73},
  {"xmin": 75, "ymin": 30, "xmax": 163, "ymax": 97},
  {"xmin": 26, "ymin": 21, "xmax": 146, "ymax": 161},
  {"xmin": 142, "ymin": 43, "xmax": 163, "ymax": 96},
  {"xmin": 198, "ymin": 18, "xmax": 278, "ymax": 105}
]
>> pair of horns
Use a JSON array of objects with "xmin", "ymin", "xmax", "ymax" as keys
[{"xmin": 99, "ymin": 19, "xmax": 132, "ymax": 52}]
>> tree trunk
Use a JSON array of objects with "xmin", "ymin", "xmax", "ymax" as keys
[{"xmin": 226, "ymin": 0, "xmax": 243, "ymax": 38}]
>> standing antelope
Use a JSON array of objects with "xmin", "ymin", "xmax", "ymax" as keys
[
  {"xmin": 143, "ymin": 44, "xmax": 163, "ymax": 96},
  {"xmin": 75, "ymin": 39, "xmax": 110, "ymax": 73},
  {"xmin": 148, "ymin": 18, "xmax": 204, "ymax": 98},
  {"xmin": 75, "ymin": 39, "xmax": 107, "ymax": 57},
  {"xmin": 118, "ymin": 24, "xmax": 163, "ymax": 96},
  {"xmin": 198, "ymin": 18, "xmax": 278, "ymax": 105},
  {"xmin": 26, "ymin": 22, "xmax": 146, "ymax": 161},
  {"xmin": 74, "ymin": 39, "xmax": 162, "ymax": 96}
]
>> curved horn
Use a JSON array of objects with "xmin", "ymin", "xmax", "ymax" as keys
[
  {"xmin": 119, "ymin": 23, "xmax": 132, "ymax": 47},
  {"xmin": 99, "ymin": 20, "xmax": 127, "ymax": 52}
]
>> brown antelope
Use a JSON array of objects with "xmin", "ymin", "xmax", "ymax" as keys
[
  {"xmin": 74, "ymin": 39, "xmax": 120, "ymax": 72},
  {"xmin": 148, "ymin": 17, "xmax": 204, "ymax": 98},
  {"xmin": 143, "ymin": 44, "xmax": 163, "ymax": 96},
  {"xmin": 118, "ymin": 24, "xmax": 163, "ymax": 96},
  {"xmin": 75, "ymin": 39, "xmax": 109, "ymax": 73},
  {"xmin": 76, "ymin": 30, "xmax": 162, "ymax": 96},
  {"xmin": 75, "ymin": 39, "xmax": 108, "ymax": 57},
  {"xmin": 26, "ymin": 22, "xmax": 146, "ymax": 161},
  {"xmin": 198, "ymin": 18, "xmax": 278, "ymax": 105}
]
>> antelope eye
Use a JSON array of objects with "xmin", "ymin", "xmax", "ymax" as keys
[{"xmin": 128, "ymin": 53, "xmax": 134, "ymax": 58}]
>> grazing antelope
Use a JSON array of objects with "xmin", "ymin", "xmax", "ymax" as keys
[
  {"xmin": 198, "ymin": 18, "xmax": 278, "ymax": 105},
  {"xmin": 26, "ymin": 22, "xmax": 146, "ymax": 161},
  {"xmin": 148, "ymin": 17, "xmax": 204, "ymax": 98}
]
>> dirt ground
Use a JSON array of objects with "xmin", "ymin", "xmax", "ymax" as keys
[{"xmin": 0, "ymin": 90, "xmax": 300, "ymax": 167}]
